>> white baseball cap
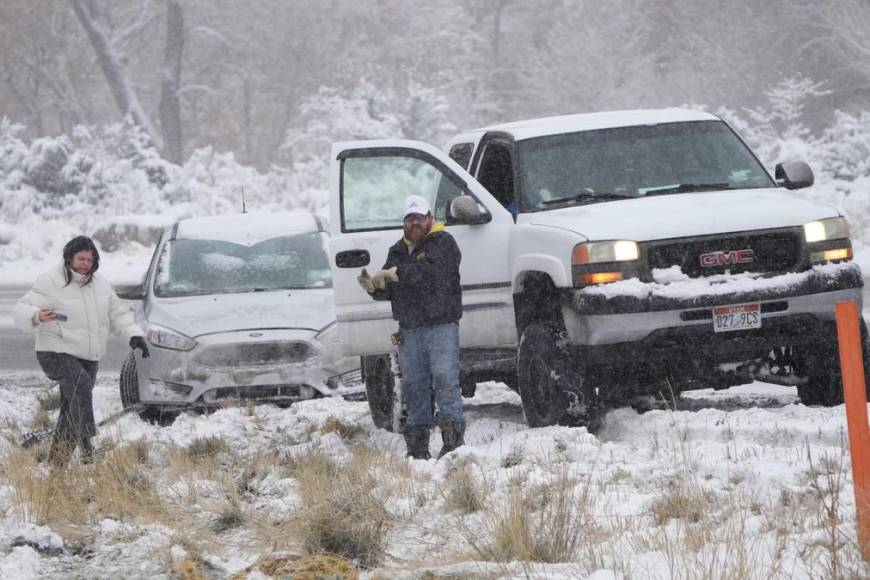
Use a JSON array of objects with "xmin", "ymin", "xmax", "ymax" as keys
[{"xmin": 403, "ymin": 195, "xmax": 431, "ymax": 219}]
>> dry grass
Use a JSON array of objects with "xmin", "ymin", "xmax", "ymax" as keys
[
  {"xmin": 183, "ymin": 435, "xmax": 229, "ymax": 460},
  {"xmin": 231, "ymin": 553, "xmax": 359, "ymax": 580},
  {"xmin": 444, "ymin": 456, "xmax": 486, "ymax": 514},
  {"xmin": 319, "ymin": 415, "xmax": 366, "ymax": 442},
  {"xmin": 3, "ymin": 439, "xmax": 166, "ymax": 530},
  {"xmin": 647, "ymin": 472, "xmax": 716, "ymax": 526},
  {"xmin": 36, "ymin": 388, "xmax": 61, "ymax": 412},
  {"xmin": 466, "ymin": 467, "xmax": 593, "ymax": 563},
  {"xmin": 288, "ymin": 447, "xmax": 390, "ymax": 567}
]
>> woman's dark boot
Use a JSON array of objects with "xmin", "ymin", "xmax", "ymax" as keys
[
  {"xmin": 403, "ymin": 429, "xmax": 431, "ymax": 460},
  {"xmin": 438, "ymin": 421, "xmax": 465, "ymax": 458}
]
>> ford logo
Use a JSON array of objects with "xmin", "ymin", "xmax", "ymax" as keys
[{"xmin": 249, "ymin": 332, "xmax": 263, "ymax": 337}]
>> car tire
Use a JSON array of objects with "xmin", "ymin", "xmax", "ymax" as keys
[
  {"xmin": 120, "ymin": 352, "xmax": 141, "ymax": 409},
  {"xmin": 119, "ymin": 351, "xmax": 166, "ymax": 423},
  {"xmin": 363, "ymin": 355, "xmax": 398, "ymax": 431},
  {"xmin": 517, "ymin": 323, "xmax": 598, "ymax": 430},
  {"xmin": 796, "ymin": 318, "xmax": 870, "ymax": 406}
]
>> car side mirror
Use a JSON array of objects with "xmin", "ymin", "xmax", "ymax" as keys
[
  {"xmin": 115, "ymin": 282, "xmax": 146, "ymax": 300},
  {"xmin": 775, "ymin": 161, "xmax": 814, "ymax": 190},
  {"xmin": 449, "ymin": 195, "xmax": 490, "ymax": 225}
]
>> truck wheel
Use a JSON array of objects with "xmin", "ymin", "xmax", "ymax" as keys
[
  {"xmin": 517, "ymin": 323, "xmax": 595, "ymax": 429},
  {"xmin": 795, "ymin": 319, "xmax": 870, "ymax": 406},
  {"xmin": 363, "ymin": 355, "xmax": 397, "ymax": 431}
]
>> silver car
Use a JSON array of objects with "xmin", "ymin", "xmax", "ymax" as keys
[{"xmin": 118, "ymin": 211, "xmax": 362, "ymax": 418}]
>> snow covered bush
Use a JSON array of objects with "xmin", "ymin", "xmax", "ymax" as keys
[
  {"xmin": 0, "ymin": 116, "xmax": 320, "ymax": 262},
  {"xmin": 281, "ymin": 79, "xmax": 456, "ymax": 196}
]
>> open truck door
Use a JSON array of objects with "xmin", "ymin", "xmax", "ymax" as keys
[{"xmin": 328, "ymin": 139, "xmax": 516, "ymax": 357}]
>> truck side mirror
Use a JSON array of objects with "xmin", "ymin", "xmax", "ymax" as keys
[
  {"xmin": 449, "ymin": 195, "xmax": 490, "ymax": 225},
  {"xmin": 775, "ymin": 161, "xmax": 814, "ymax": 190}
]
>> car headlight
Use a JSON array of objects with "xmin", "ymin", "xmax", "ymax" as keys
[
  {"xmin": 571, "ymin": 240, "xmax": 639, "ymax": 286},
  {"xmin": 803, "ymin": 217, "xmax": 849, "ymax": 243},
  {"xmin": 146, "ymin": 324, "xmax": 197, "ymax": 351},
  {"xmin": 314, "ymin": 322, "xmax": 340, "ymax": 349}
]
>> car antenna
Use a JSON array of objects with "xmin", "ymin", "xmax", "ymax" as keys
[{"xmin": 241, "ymin": 187, "xmax": 247, "ymax": 214}]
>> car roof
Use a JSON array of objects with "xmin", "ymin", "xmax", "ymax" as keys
[
  {"xmin": 457, "ymin": 108, "xmax": 719, "ymax": 142},
  {"xmin": 173, "ymin": 211, "xmax": 325, "ymax": 241}
]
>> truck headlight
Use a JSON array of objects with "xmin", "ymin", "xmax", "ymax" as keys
[
  {"xmin": 146, "ymin": 324, "xmax": 197, "ymax": 351},
  {"xmin": 803, "ymin": 217, "xmax": 849, "ymax": 243},
  {"xmin": 803, "ymin": 217, "xmax": 853, "ymax": 264},
  {"xmin": 571, "ymin": 240, "xmax": 639, "ymax": 286}
]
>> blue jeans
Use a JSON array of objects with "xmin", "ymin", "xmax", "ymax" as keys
[{"xmin": 398, "ymin": 322, "xmax": 463, "ymax": 430}]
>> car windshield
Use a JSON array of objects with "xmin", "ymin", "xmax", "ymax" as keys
[
  {"xmin": 154, "ymin": 232, "xmax": 332, "ymax": 297},
  {"xmin": 516, "ymin": 120, "xmax": 775, "ymax": 212}
]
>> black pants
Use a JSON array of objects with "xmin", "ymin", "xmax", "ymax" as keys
[{"xmin": 36, "ymin": 351, "xmax": 98, "ymax": 463}]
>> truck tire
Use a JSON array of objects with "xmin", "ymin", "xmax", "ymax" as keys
[
  {"xmin": 796, "ymin": 319, "xmax": 870, "ymax": 406},
  {"xmin": 363, "ymin": 355, "xmax": 397, "ymax": 431},
  {"xmin": 517, "ymin": 323, "xmax": 596, "ymax": 429}
]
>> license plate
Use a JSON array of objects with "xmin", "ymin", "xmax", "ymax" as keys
[{"xmin": 712, "ymin": 303, "xmax": 761, "ymax": 333}]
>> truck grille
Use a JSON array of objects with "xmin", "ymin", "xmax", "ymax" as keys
[
  {"xmin": 646, "ymin": 230, "xmax": 801, "ymax": 277},
  {"xmin": 196, "ymin": 341, "xmax": 315, "ymax": 367}
]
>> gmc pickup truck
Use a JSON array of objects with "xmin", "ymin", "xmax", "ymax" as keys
[{"xmin": 327, "ymin": 108, "xmax": 867, "ymax": 431}]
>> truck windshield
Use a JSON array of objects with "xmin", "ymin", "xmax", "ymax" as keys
[
  {"xmin": 516, "ymin": 120, "xmax": 775, "ymax": 212},
  {"xmin": 154, "ymin": 232, "xmax": 332, "ymax": 297}
]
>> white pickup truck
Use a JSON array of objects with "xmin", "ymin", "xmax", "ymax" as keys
[{"xmin": 327, "ymin": 108, "xmax": 867, "ymax": 431}]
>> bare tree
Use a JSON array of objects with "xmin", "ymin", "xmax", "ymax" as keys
[
  {"xmin": 159, "ymin": 0, "xmax": 184, "ymax": 163},
  {"xmin": 69, "ymin": 0, "xmax": 162, "ymax": 148}
]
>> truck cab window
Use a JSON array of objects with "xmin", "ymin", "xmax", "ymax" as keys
[
  {"xmin": 448, "ymin": 143, "xmax": 474, "ymax": 170},
  {"xmin": 477, "ymin": 142, "xmax": 516, "ymax": 215}
]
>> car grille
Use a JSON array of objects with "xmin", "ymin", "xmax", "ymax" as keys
[
  {"xmin": 209, "ymin": 384, "xmax": 309, "ymax": 400},
  {"xmin": 646, "ymin": 230, "xmax": 801, "ymax": 277},
  {"xmin": 195, "ymin": 341, "xmax": 315, "ymax": 367}
]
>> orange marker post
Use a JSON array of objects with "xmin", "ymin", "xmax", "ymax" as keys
[{"xmin": 835, "ymin": 300, "xmax": 870, "ymax": 560}]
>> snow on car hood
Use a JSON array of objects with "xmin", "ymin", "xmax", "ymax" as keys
[
  {"xmin": 528, "ymin": 188, "xmax": 841, "ymax": 241},
  {"xmin": 148, "ymin": 288, "xmax": 335, "ymax": 338}
]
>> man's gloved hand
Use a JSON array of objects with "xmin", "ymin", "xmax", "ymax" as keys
[
  {"xmin": 372, "ymin": 267, "xmax": 398, "ymax": 290},
  {"xmin": 357, "ymin": 268, "xmax": 375, "ymax": 293},
  {"xmin": 130, "ymin": 336, "xmax": 150, "ymax": 358}
]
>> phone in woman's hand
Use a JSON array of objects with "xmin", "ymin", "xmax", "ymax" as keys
[{"xmin": 54, "ymin": 313, "xmax": 68, "ymax": 321}]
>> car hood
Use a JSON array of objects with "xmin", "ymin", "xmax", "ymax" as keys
[
  {"xmin": 147, "ymin": 288, "xmax": 335, "ymax": 338},
  {"xmin": 528, "ymin": 188, "xmax": 841, "ymax": 241}
]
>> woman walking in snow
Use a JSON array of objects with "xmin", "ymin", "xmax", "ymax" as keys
[{"xmin": 13, "ymin": 236, "xmax": 149, "ymax": 466}]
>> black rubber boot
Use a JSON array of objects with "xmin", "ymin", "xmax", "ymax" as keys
[
  {"xmin": 403, "ymin": 429, "xmax": 431, "ymax": 460},
  {"xmin": 438, "ymin": 420, "xmax": 466, "ymax": 458}
]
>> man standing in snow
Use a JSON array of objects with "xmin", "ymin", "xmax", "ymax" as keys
[{"xmin": 358, "ymin": 195, "xmax": 465, "ymax": 460}]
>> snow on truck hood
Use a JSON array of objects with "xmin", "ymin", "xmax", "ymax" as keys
[
  {"xmin": 149, "ymin": 288, "xmax": 335, "ymax": 338},
  {"xmin": 528, "ymin": 188, "xmax": 842, "ymax": 241}
]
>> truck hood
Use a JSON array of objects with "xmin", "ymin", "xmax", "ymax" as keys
[
  {"xmin": 528, "ymin": 188, "xmax": 841, "ymax": 241},
  {"xmin": 148, "ymin": 288, "xmax": 335, "ymax": 338}
]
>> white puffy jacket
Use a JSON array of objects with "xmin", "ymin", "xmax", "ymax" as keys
[{"xmin": 13, "ymin": 264, "xmax": 144, "ymax": 362}]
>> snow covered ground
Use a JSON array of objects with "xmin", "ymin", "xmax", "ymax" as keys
[{"xmin": 0, "ymin": 371, "xmax": 868, "ymax": 579}]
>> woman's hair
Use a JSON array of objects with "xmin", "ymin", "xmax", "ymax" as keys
[{"xmin": 62, "ymin": 236, "xmax": 100, "ymax": 286}]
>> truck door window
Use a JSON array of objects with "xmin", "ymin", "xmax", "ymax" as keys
[
  {"xmin": 340, "ymin": 154, "xmax": 465, "ymax": 232},
  {"xmin": 448, "ymin": 143, "xmax": 474, "ymax": 170},
  {"xmin": 477, "ymin": 142, "xmax": 515, "ymax": 211}
]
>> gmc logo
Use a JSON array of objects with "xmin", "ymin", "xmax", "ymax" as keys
[{"xmin": 699, "ymin": 249, "xmax": 755, "ymax": 267}]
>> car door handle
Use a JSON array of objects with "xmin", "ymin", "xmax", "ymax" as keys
[{"xmin": 335, "ymin": 249, "xmax": 370, "ymax": 268}]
